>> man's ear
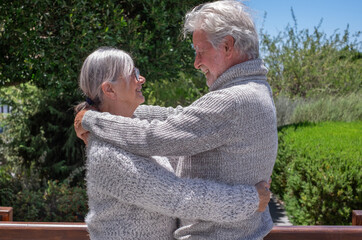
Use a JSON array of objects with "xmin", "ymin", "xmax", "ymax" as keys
[
  {"xmin": 223, "ymin": 35, "xmax": 235, "ymax": 58},
  {"xmin": 101, "ymin": 82, "xmax": 116, "ymax": 100}
]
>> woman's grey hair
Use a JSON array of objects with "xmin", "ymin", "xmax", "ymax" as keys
[
  {"xmin": 183, "ymin": 0, "xmax": 259, "ymax": 59},
  {"xmin": 75, "ymin": 47, "xmax": 134, "ymax": 113}
]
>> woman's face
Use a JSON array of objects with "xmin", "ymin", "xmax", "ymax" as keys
[{"xmin": 114, "ymin": 68, "xmax": 146, "ymax": 110}]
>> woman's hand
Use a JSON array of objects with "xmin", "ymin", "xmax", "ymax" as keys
[
  {"xmin": 255, "ymin": 179, "xmax": 271, "ymax": 212},
  {"xmin": 74, "ymin": 109, "xmax": 90, "ymax": 145}
]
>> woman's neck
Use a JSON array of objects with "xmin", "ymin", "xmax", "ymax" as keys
[{"xmin": 99, "ymin": 101, "xmax": 137, "ymax": 117}]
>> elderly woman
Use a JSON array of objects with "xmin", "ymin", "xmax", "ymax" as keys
[{"xmin": 75, "ymin": 47, "xmax": 270, "ymax": 240}]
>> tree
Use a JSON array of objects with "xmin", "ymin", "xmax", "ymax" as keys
[
  {"xmin": 260, "ymin": 10, "xmax": 362, "ymax": 98},
  {"xmin": 0, "ymin": 0, "xmax": 207, "ymax": 181}
]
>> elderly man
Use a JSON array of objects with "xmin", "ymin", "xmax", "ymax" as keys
[{"xmin": 75, "ymin": 1, "xmax": 277, "ymax": 239}]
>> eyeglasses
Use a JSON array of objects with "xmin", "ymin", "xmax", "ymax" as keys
[{"xmin": 134, "ymin": 67, "xmax": 140, "ymax": 82}]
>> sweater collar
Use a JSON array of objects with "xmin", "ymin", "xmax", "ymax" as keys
[{"xmin": 209, "ymin": 59, "xmax": 268, "ymax": 91}]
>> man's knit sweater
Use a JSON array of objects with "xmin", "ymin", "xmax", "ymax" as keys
[
  {"xmin": 83, "ymin": 59, "xmax": 278, "ymax": 240},
  {"xmin": 86, "ymin": 136, "xmax": 259, "ymax": 240}
]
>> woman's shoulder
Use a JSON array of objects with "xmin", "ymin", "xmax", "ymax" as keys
[
  {"xmin": 87, "ymin": 138, "xmax": 176, "ymax": 177},
  {"xmin": 87, "ymin": 136, "xmax": 128, "ymax": 159}
]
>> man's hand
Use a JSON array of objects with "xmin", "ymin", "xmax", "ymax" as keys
[
  {"xmin": 255, "ymin": 179, "xmax": 271, "ymax": 212},
  {"xmin": 74, "ymin": 109, "xmax": 90, "ymax": 145}
]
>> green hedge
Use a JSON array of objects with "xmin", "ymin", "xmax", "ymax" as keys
[{"xmin": 272, "ymin": 121, "xmax": 362, "ymax": 225}]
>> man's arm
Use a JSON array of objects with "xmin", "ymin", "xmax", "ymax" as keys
[
  {"xmin": 88, "ymin": 142, "xmax": 270, "ymax": 222},
  {"xmin": 81, "ymin": 90, "xmax": 240, "ymax": 157}
]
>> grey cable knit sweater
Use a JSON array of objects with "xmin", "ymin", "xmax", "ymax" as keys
[
  {"xmin": 86, "ymin": 136, "xmax": 259, "ymax": 240},
  {"xmin": 83, "ymin": 59, "xmax": 278, "ymax": 240}
]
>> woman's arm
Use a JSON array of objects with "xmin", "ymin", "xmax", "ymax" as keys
[
  {"xmin": 88, "ymin": 140, "xmax": 262, "ymax": 223},
  {"xmin": 82, "ymin": 90, "xmax": 239, "ymax": 157},
  {"xmin": 133, "ymin": 105, "xmax": 184, "ymax": 121}
]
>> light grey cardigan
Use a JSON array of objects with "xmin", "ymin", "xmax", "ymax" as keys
[{"xmin": 83, "ymin": 59, "xmax": 278, "ymax": 240}]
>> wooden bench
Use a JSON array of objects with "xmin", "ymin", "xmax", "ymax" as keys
[{"xmin": 0, "ymin": 208, "xmax": 361, "ymax": 240}]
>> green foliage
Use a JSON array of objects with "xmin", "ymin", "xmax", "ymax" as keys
[
  {"xmin": 274, "ymin": 95, "xmax": 303, "ymax": 127},
  {"xmin": 272, "ymin": 122, "xmax": 362, "ymax": 225},
  {"xmin": 275, "ymin": 93, "xmax": 362, "ymax": 127},
  {"xmin": 12, "ymin": 180, "xmax": 87, "ymax": 222},
  {"xmin": 290, "ymin": 93, "xmax": 362, "ymax": 123},
  {"xmin": 261, "ymin": 11, "xmax": 362, "ymax": 98},
  {"xmin": 0, "ymin": 165, "xmax": 20, "ymax": 207},
  {"xmin": 0, "ymin": 83, "xmax": 83, "ymax": 180},
  {"xmin": 0, "ymin": 153, "xmax": 87, "ymax": 221},
  {"xmin": 144, "ymin": 72, "xmax": 207, "ymax": 107},
  {"xmin": 0, "ymin": 0, "xmax": 207, "ymax": 181},
  {"xmin": 0, "ymin": 0, "xmax": 202, "ymax": 87}
]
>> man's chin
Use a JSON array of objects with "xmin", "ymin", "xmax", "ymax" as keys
[{"xmin": 206, "ymin": 78, "xmax": 215, "ymax": 87}]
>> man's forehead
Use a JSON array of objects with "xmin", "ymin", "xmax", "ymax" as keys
[
  {"xmin": 193, "ymin": 43, "xmax": 214, "ymax": 52},
  {"xmin": 192, "ymin": 42, "xmax": 212, "ymax": 51},
  {"xmin": 193, "ymin": 30, "xmax": 208, "ymax": 46}
]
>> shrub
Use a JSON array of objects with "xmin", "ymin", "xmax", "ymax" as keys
[
  {"xmin": 274, "ymin": 95, "xmax": 302, "ymax": 127},
  {"xmin": 290, "ymin": 93, "xmax": 362, "ymax": 123},
  {"xmin": 0, "ymin": 157, "xmax": 88, "ymax": 221},
  {"xmin": 12, "ymin": 180, "xmax": 87, "ymax": 222},
  {"xmin": 275, "ymin": 93, "xmax": 362, "ymax": 127},
  {"xmin": 272, "ymin": 122, "xmax": 362, "ymax": 225}
]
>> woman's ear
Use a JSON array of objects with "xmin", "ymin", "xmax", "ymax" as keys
[{"xmin": 101, "ymin": 82, "xmax": 117, "ymax": 100}]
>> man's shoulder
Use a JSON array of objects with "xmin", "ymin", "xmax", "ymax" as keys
[
  {"xmin": 190, "ymin": 89, "xmax": 237, "ymax": 110},
  {"xmin": 203, "ymin": 81, "xmax": 267, "ymax": 100}
]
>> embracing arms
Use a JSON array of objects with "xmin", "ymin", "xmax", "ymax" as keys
[
  {"xmin": 75, "ymin": 91, "xmax": 241, "ymax": 157},
  {"xmin": 87, "ymin": 139, "xmax": 270, "ymax": 222}
]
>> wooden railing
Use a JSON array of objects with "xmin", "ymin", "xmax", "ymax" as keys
[
  {"xmin": 0, "ymin": 207, "xmax": 13, "ymax": 222},
  {"xmin": 0, "ymin": 222, "xmax": 88, "ymax": 240},
  {"xmin": 1, "ymin": 207, "xmax": 361, "ymax": 240}
]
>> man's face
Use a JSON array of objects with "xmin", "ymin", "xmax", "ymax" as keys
[{"xmin": 193, "ymin": 30, "xmax": 229, "ymax": 87}]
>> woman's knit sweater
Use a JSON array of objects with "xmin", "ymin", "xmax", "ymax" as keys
[
  {"xmin": 83, "ymin": 59, "xmax": 278, "ymax": 240},
  {"xmin": 85, "ymin": 136, "xmax": 259, "ymax": 240}
]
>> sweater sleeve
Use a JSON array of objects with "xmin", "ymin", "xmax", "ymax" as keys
[
  {"xmin": 88, "ymin": 140, "xmax": 259, "ymax": 223},
  {"xmin": 82, "ymin": 90, "xmax": 239, "ymax": 157},
  {"xmin": 133, "ymin": 105, "xmax": 184, "ymax": 122}
]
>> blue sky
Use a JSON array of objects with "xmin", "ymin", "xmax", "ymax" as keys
[{"xmin": 244, "ymin": 0, "xmax": 362, "ymax": 44}]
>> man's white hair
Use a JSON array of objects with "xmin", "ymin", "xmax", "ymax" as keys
[{"xmin": 183, "ymin": 0, "xmax": 259, "ymax": 59}]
